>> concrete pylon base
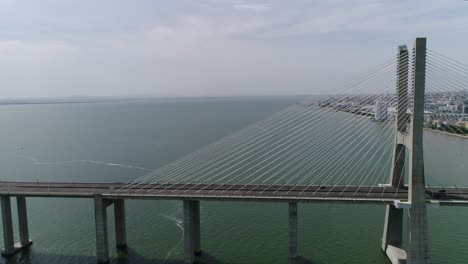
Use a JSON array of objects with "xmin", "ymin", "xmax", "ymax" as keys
[
  {"xmin": 385, "ymin": 245, "xmax": 407, "ymax": 264},
  {"xmin": 116, "ymin": 243, "xmax": 128, "ymax": 259},
  {"xmin": 116, "ymin": 243, "xmax": 127, "ymax": 250},
  {"xmin": 1, "ymin": 240, "xmax": 33, "ymax": 257}
]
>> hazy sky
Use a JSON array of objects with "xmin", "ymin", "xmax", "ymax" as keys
[{"xmin": 1, "ymin": 0, "xmax": 467, "ymax": 98}]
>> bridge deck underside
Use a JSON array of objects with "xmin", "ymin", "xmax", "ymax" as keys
[{"xmin": 1, "ymin": 182, "xmax": 467, "ymax": 205}]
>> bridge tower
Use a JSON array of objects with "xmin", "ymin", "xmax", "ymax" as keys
[
  {"xmin": 381, "ymin": 44, "xmax": 408, "ymax": 263},
  {"xmin": 382, "ymin": 38, "xmax": 430, "ymax": 264},
  {"xmin": 407, "ymin": 37, "xmax": 430, "ymax": 264}
]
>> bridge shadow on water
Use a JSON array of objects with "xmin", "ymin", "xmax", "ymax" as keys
[
  {"xmin": 293, "ymin": 256, "xmax": 317, "ymax": 264},
  {"xmin": 0, "ymin": 247, "xmax": 317, "ymax": 264}
]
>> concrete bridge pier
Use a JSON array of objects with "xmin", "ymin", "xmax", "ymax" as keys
[
  {"xmin": 94, "ymin": 195, "xmax": 110, "ymax": 263},
  {"xmin": 1, "ymin": 195, "xmax": 33, "ymax": 257},
  {"xmin": 382, "ymin": 205, "xmax": 405, "ymax": 263},
  {"xmin": 17, "ymin": 196, "xmax": 32, "ymax": 248},
  {"xmin": 183, "ymin": 200, "xmax": 201, "ymax": 264},
  {"xmin": 114, "ymin": 200, "xmax": 127, "ymax": 250},
  {"xmin": 94, "ymin": 195, "xmax": 127, "ymax": 263},
  {"xmin": 288, "ymin": 202, "xmax": 298, "ymax": 264}
]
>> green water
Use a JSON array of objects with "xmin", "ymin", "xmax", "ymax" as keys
[{"xmin": 0, "ymin": 97, "xmax": 467, "ymax": 264}]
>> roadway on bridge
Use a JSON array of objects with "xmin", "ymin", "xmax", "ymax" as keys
[{"xmin": 1, "ymin": 181, "xmax": 468, "ymax": 206}]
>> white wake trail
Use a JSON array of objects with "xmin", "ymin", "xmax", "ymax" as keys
[
  {"xmin": 160, "ymin": 211, "xmax": 184, "ymax": 262},
  {"xmin": 13, "ymin": 154, "xmax": 153, "ymax": 172}
]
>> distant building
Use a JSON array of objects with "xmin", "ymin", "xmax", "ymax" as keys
[
  {"xmin": 387, "ymin": 106, "xmax": 397, "ymax": 120},
  {"xmin": 439, "ymin": 104, "xmax": 458, "ymax": 113},
  {"xmin": 424, "ymin": 111, "xmax": 432, "ymax": 123},
  {"xmin": 374, "ymin": 98, "xmax": 388, "ymax": 121},
  {"xmin": 456, "ymin": 121, "xmax": 468, "ymax": 129}
]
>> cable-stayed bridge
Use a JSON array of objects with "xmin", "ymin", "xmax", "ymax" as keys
[{"xmin": 1, "ymin": 38, "xmax": 467, "ymax": 264}]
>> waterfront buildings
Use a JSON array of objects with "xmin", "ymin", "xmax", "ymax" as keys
[{"xmin": 312, "ymin": 91, "xmax": 467, "ymax": 134}]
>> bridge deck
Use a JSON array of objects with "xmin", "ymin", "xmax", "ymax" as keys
[{"xmin": 1, "ymin": 182, "xmax": 468, "ymax": 206}]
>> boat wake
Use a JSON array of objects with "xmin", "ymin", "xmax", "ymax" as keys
[
  {"xmin": 13, "ymin": 154, "xmax": 153, "ymax": 172},
  {"xmin": 160, "ymin": 211, "xmax": 184, "ymax": 262}
]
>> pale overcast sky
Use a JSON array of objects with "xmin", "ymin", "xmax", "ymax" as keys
[{"xmin": 0, "ymin": 0, "xmax": 467, "ymax": 98}]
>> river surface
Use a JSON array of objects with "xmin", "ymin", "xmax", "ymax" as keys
[{"xmin": 0, "ymin": 97, "xmax": 466, "ymax": 264}]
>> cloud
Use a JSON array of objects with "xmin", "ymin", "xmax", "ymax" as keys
[
  {"xmin": 233, "ymin": 4, "xmax": 271, "ymax": 12},
  {"xmin": 1, "ymin": 0, "xmax": 468, "ymax": 98},
  {"xmin": 91, "ymin": 13, "xmax": 375, "ymax": 97},
  {"xmin": 107, "ymin": 15, "xmax": 277, "ymax": 62},
  {"xmin": 0, "ymin": 40, "xmax": 79, "ymax": 65},
  {"xmin": 268, "ymin": 0, "xmax": 468, "ymax": 36}
]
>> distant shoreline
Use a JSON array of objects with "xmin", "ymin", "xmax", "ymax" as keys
[
  {"xmin": 0, "ymin": 99, "xmax": 135, "ymax": 106},
  {"xmin": 0, "ymin": 95, "xmax": 300, "ymax": 106},
  {"xmin": 424, "ymin": 128, "xmax": 468, "ymax": 139}
]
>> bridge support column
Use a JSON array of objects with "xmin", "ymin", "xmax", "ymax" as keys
[
  {"xmin": 17, "ymin": 197, "xmax": 32, "ymax": 248},
  {"xmin": 382, "ymin": 206, "xmax": 406, "ymax": 264},
  {"xmin": 1, "ymin": 195, "xmax": 33, "ymax": 257},
  {"xmin": 114, "ymin": 199, "xmax": 127, "ymax": 250},
  {"xmin": 94, "ymin": 195, "xmax": 109, "ymax": 263},
  {"xmin": 183, "ymin": 200, "xmax": 201, "ymax": 264},
  {"xmin": 1, "ymin": 195, "xmax": 15, "ymax": 256},
  {"xmin": 382, "ymin": 45, "xmax": 408, "ymax": 264},
  {"xmin": 288, "ymin": 202, "xmax": 298, "ymax": 264},
  {"xmin": 407, "ymin": 37, "xmax": 429, "ymax": 264}
]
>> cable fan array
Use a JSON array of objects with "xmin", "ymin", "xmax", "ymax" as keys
[{"xmin": 116, "ymin": 50, "xmax": 421, "ymax": 199}]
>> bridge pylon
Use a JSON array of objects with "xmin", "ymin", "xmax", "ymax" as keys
[
  {"xmin": 407, "ymin": 37, "xmax": 430, "ymax": 264},
  {"xmin": 381, "ymin": 44, "xmax": 408, "ymax": 264},
  {"xmin": 382, "ymin": 38, "xmax": 430, "ymax": 264}
]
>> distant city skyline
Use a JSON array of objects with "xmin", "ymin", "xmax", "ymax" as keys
[{"xmin": 1, "ymin": 0, "xmax": 468, "ymax": 98}]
